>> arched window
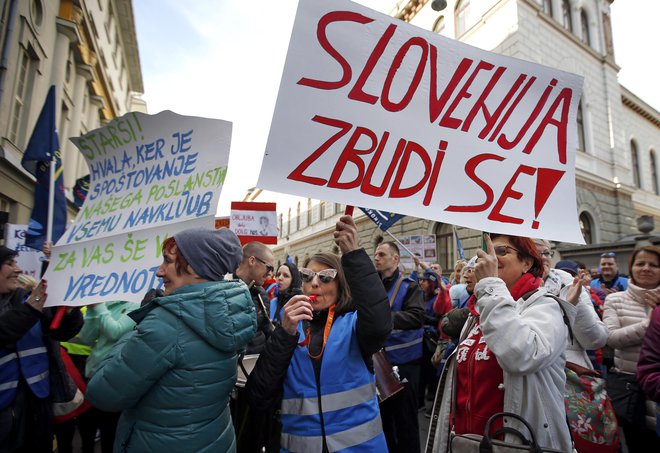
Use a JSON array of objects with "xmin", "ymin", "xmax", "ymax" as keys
[
  {"xmin": 577, "ymin": 101, "xmax": 586, "ymax": 152},
  {"xmin": 631, "ymin": 140, "xmax": 641, "ymax": 188},
  {"xmin": 454, "ymin": 0, "xmax": 471, "ymax": 37},
  {"xmin": 542, "ymin": 0, "xmax": 552, "ymax": 16},
  {"xmin": 561, "ymin": 0, "xmax": 572, "ymax": 32},
  {"xmin": 651, "ymin": 150, "xmax": 659, "ymax": 195},
  {"xmin": 580, "ymin": 9, "xmax": 590, "ymax": 45},
  {"xmin": 432, "ymin": 15, "xmax": 445, "ymax": 34},
  {"xmin": 579, "ymin": 212, "xmax": 594, "ymax": 244},
  {"xmin": 433, "ymin": 223, "xmax": 453, "ymax": 274}
]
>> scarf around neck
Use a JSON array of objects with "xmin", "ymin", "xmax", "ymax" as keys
[{"xmin": 468, "ymin": 273, "xmax": 542, "ymax": 316}]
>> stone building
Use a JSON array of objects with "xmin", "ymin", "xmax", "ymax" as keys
[
  {"xmin": 255, "ymin": 0, "xmax": 660, "ymax": 275},
  {"xmin": 0, "ymin": 0, "xmax": 145, "ymax": 230}
]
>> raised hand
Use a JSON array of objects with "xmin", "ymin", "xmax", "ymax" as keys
[
  {"xmin": 474, "ymin": 234, "xmax": 498, "ymax": 282},
  {"xmin": 26, "ymin": 279, "xmax": 48, "ymax": 312},
  {"xmin": 281, "ymin": 295, "xmax": 313, "ymax": 335},
  {"xmin": 333, "ymin": 215, "xmax": 359, "ymax": 254}
]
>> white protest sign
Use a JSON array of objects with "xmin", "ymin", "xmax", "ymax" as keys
[
  {"xmin": 258, "ymin": 0, "xmax": 585, "ymax": 243},
  {"xmin": 44, "ymin": 110, "xmax": 233, "ymax": 306},
  {"xmin": 4, "ymin": 224, "xmax": 44, "ymax": 279}
]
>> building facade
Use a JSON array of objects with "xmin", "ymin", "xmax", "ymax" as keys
[
  {"xmin": 0, "ymin": 0, "xmax": 145, "ymax": 233},
  {"xmin": 253, "ymin": 0, "xmax": 659, "ymax": 275}
]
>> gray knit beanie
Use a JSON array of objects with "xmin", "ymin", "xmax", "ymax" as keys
[{"xmin": 173, "ymin": 227, "xmax": 242, "ymax": 281}]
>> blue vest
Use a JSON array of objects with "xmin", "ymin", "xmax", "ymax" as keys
[
  {"xmin": 0, "ymin": 319, "xmax": 50, "ymax": 410},
  {"xmin": 384, "ymin": 277, "xmax": 424, "ymax": 364},
  {"xmin": 280, "ymin": 312, "xmax": 387, "ymax": 452},
  {"xmin": 270, "ymin": 296, "xmax": 280, "ymax": 321}
]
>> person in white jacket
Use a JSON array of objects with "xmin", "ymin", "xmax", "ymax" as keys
[
  {"xmin": 535, "ymin": 240, "xmax": 608, "ymax": 369},
  {"xmin": 426, "ymin": 234, "xmax": 580, "ymax": 453}
]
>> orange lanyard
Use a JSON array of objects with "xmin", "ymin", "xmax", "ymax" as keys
[{"xmin": 298, "ymin": 305, "xmax": 335, "ymax": 361}]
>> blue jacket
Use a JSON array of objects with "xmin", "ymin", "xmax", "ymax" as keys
[
  {"xmin": 590, "ymin": 274, "xmax": 628, "ymax": 292},
  {"xmin": 384, "ymin": 277, "xmax": 424, "ymax": 364},
  {"xmin": 280, "ymin": 312, "xmax": 386, "ymax": 452},
  {"xmin": 86, "ymin": 281, "xmax": 256, "ymax": 453}
]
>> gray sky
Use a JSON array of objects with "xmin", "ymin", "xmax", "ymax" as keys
[{"xmin": 133, "ymin": 0, "xmax": 658, "ymax": 216}]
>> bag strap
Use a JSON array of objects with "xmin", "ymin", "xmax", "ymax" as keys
[
  {"xmin": 388, "ymin": 275, "xmax": 405, "ymax": 307},
  {"xmin": 481, "ymin": 412, "xmax": 542, "ymax": 453},
  {"xmin": 522, "ymin": 290, "xmax": 574, "ymax": 343}
]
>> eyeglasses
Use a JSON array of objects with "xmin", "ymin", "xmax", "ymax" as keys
[
  {"xmin": 253, "ymin": 256, "xmax": 274, "ymax": 274},
  {"xmin": 601, "ymin": 252, "xmax": 616, "ymax": 258},
  {"xmin": 300, "ymin": 268, "xmax": 337, "ymax": 284},
  {"xmin": 539, "ymin": 250, "xmax": 555, "ymax": 258},
  {"xmin": 494, "ymin": 245, "xmax": 519, "ymax": 257}
]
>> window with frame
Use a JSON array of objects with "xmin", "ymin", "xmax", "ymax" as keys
[
  {"xmin": 579, "ymin": 212, "xmax": 593, "ymax": 244},
  {"xmin": 432, "ymin": 15, "xmax": 445, "ymax": 34},
  {"xmin": 561, "ymin": 0, "xmax": 572, "ymax": 32},
  {"xmin": 454, "ymin": 0, "xmax": 470, "ymax": 37},
  {"xmin": 433, "ymin": 223, "xmax": 453, "ymax": 274},
  {"xmin": 630, "ymin": 140, "xmax": 641, "ymax": 188},
  {"xmin": 580, "ymin": 9, "xmax": 590, "ymax": 45},
  {"xmin": 650, "ymin": 150, "xmax": 659, "ymax": 195},
  {"xmin": 577, "ymin": 102, "xmax": 586, "ymax": 152},
  {"xmin": 542, "ymin": 0, "xmax": 552, "ymax": 16},
  {"xmin": 9, "ymin": 46, "xmax": 37, "ymax": 145}
]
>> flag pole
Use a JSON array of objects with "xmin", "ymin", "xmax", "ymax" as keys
[
  {"xmin": 384, "ymin": 229, "xmax": 415, "ymax": 257},
  {"xmin": 47, "ymin": 154, "xmax": 55, "ymax": 244}
]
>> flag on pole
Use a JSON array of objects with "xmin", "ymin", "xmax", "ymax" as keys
[
  {"xmin": 21, "ymin": 85, "xmax": 66, "ymax": 251},
  {"xmin": 453, "ymin": 225, "xmax": 465, "ymax": 260},
  {"xmin": 359, "ymin": 207, "xmax": 404, "ymax": 232}
]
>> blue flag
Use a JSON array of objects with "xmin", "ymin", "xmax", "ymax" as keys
[
  {"xmin": 359, "ymin": 207, "xmax": 404, "ymax": 231},
  {"xmin": 21, "ymin": 85, "xmax": 66, "ymax": 251},
  {"xmin": 453, "ymin": 225, "xmax": 465, "ymax": 260}
]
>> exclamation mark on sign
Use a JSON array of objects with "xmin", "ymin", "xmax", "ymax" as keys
[{"xmin": 532, "ymin": 168, "xmax": 565, "ymax": 229}]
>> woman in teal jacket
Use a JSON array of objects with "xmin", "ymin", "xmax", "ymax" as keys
[{"xmin": 86, "ymin": 227, "xmax": 256, "ymax": 453}]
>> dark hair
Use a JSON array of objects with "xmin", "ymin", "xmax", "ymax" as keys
[
  {"xmin": 303, "ymin": 252, "xmax": 352, "ymax": 314},
  {"xmin": 161, "ymin": 237, "xmax": 192, "ymax": 275},
  {"xmin": 575, "ymin": 261, "xmax": 587, "ymax": 270},
  {"xmin": 420, "ymin": 276, "xmax": 438, "ymax": 298},
  {"xmin": 380, "ymin": 241, "xmax": 400, "ymax": 256},
  {"xmin": 490, "ymin": 233, "xmax": 543, "ymax": 278},
  {"xmin": 628, "ymin": 245, "xmax": 660, "ymax": 286},
  {"xmin": 278, "ymin": 262, "xmax": 302, "ymax": 299}
]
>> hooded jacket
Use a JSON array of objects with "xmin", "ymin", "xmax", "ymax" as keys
[{"xmin": 86, "ymin": 280, "xmax": 256, "ymax": 453}]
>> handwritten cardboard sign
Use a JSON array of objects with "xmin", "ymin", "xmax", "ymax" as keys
[
  {"xmin": 258, "ymin": 0, "xmax": 585, "ymax": 243},
  {"xmin": 44, "ymin": 110, "xmax": 233, "ymax": 306},
  {"xmin": 230, "ymin": 201, "xmax": 278, "ymax": 244}
]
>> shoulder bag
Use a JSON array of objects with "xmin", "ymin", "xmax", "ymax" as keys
[{"xmin": 450, "ymin": 412, "xmax": 564, "ymax": 452}]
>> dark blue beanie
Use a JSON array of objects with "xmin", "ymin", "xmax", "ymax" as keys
[{"xmin": 173, "ymin": 227, "xmax": 242, "ymax": 281}]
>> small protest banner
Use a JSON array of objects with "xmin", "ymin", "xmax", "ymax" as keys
[
  {"xmin": 4, "ymin": 224, "xmax": 45, "ymax": 279},
  {"xmin": 230, "ymin": 202, "xmax": 278, "ymax": 244},
  {"xmin": 258, "ymin": 0, "xmax": 585, "ymax": 243},
  {"xmin": 43, "ymin": 110, "xmax": 233, "ymax": 307},
  {"xmin": 399, "ymin": 235, "xmax": 437, "ymax": 271}
]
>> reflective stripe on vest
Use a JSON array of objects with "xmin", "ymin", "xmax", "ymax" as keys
[
  {"xmin": 282, "ymin": 414, "xmax": 384, "ymax": 453},
  {"xmin": 0, "ymin": 319, "xmax": 50, "ymax": 408},
  {"xmin": 281, "ymin": 312, "xmax": 387, "ymax": 452},
  {"xmin": 281, "ymin": 381, "xmax": 376, "ymax": 416},
  {"xmin": 384, "ymin": 278, "xmax": 423, "ymax": 364}
]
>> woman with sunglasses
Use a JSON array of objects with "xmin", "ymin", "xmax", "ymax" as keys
[
  {"xmin": 427, "ymin": 234, "xmax": 581, "ymax": 452},
  {"xmin": 246, "ymin": 215, "xmax": 392, "ymax": 452}
]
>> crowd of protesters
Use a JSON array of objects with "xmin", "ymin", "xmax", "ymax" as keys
[{"xmin": 0, "ymin": 219, "xmax": 659, "ymax": 452}]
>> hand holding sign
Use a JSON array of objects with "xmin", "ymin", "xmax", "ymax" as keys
[
  {"xmin": 474, "ymin": 234, "xmax": 498, "ymax": 283},
  {"xmin": 333, "ymin": 215, "xmax": 359, "ymax": 254}
]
